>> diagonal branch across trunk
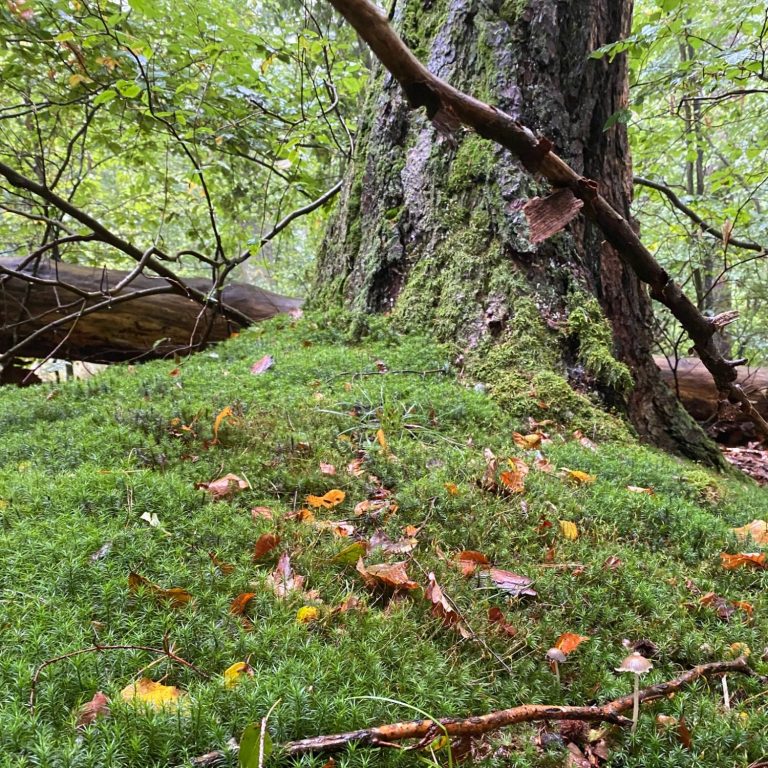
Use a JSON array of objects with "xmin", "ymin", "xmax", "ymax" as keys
[{"xmin": 323, "ymin": 0, "xmax": 768, "ymax": 439}]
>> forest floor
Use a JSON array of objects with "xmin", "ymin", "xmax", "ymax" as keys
[{"xmin": 1, "ymin": 313, "xmax": 768, "ymax": 768}]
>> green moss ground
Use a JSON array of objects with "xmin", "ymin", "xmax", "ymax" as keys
[{"xmin": 1, "ymin": 316, "xmax": 767, "ymax": 767}]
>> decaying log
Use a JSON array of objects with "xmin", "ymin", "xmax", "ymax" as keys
[
  {"xmin": 656, "ymin": 356, "xmax": 768, "ymax": 441},
  {"xmin": 0, "ymin": 257, "xmax": 301, "ymax": 364}
]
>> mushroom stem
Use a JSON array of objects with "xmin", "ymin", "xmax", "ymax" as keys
[
  {"xmin": 553, "ymin": 661, "xmax": 560, "ymax": 684},
  {"xmin": 631, "ymin": 674, "xmax": 640, "ymax": 731}
]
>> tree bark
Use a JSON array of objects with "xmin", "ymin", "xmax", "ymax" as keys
[
  {"xmin": 314, "ymin": 0, "xmax": 722, "ymax": 465},
  {"xmin": 0, "ymin": 257, "xmax": 301, "ymax": 364}
]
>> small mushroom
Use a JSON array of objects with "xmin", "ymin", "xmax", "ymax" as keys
[
  {"xmin": 615, "ymin": 652, "xmax": 653, "ymax": 731},
  {"xmin": 546, "ymin": 647, "xmax": 567, "ymax": 684}
]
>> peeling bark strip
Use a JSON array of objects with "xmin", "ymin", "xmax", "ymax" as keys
[
  {"xmin": 523, "ymin": 189, "xmax": 584, "ymax": 244},
  {"xmin": 324, "ymin": 0, "xmax": 768, "ymax": 439},
  {"xmin": 191, "ymin": 658, "xmax": 761, "ymax": 764}
]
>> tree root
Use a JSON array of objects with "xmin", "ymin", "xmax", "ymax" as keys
[{"xmin": 190, "ymin": 657, "xmax": 763, "ymax": 765}]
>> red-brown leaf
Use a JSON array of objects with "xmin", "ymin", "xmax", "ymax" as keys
[{"xmin": 252, "ymin": 533, "xmax": 281, "ymax": 561}]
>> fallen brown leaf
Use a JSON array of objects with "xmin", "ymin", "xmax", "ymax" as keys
[
  {"xmin": 720, "ymin": 552, "xmax": 767, "ymax": 570},
  {"xmin": 196, "ymin": 473, "xmax": 248, "ymax": 500},
  {"xmin": 76, "ymin": 691, "xmax": 110, "ymax": 727},
  {"xmin": 128, "ymin": 572, "xmax": 192, "ymax": 608},
  {"xmin": 488, "ymin": 606, "xmax": 517, "ymax": 636},
  {"xmin": 425, "ymin": 572, "xmax": 471, "ymax": 638},
  {"xmin": 356, "ymin": 558, "xmax": 419, "ymax": 592},
  {"xmin": 252, "ymin": 533, "xmax": 281, "ymax": 561}
]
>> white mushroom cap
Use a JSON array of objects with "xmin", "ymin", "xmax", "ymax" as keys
[
  {"xmin": 615, "ymin": 652, "xmax": 653, "ymax": 675},
  {"xmin": 546, "ymin": 648, "xmax": 567, "ymax": 663}
]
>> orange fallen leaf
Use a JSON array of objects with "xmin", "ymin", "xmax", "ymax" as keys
[
  {"xmin": 500, "ymin": 469, "xmax": 526, "ymax": 494},
  {"xmin": 208, "ymin": 551, "xmax": 235, "ymax": 575},
  {"xmin": 230, "ymin": 592, "xmax": 256, "ymax": 615},
  {"xmin": 425, "ymin": 572, "xmax": 471, "ymax": 638},
  {"xmin": 306, "ymin": 489, "xmax": 346, "ymax": 509},
  {"xmin": 513, "ymin": 432, "xmax": 542, "ymax": 450},
  {"xmin": 356, "ymin": 558, "xmax": 419, "ymax": 592},
  {"xmin": 253, "ymin": 533, "xmax": 281, "ymax": 561},
  {"xmin": 488, "ymin": 606, "xmax": 517, "ymax": 637},
  {"xmin": 455, "ymin": 550, "xmax": 490, "ymax": 577},
  {"xmin": 734, "ymin": 600, "xmax": 754, "ymax": 616},
  {"xmin": 555, "ymin": 632, "xmax": 590, "ymax": 654},
  {"xmin": 720, "ymin": 552, "xmax": 767, "ymax": 570},
  {"xmin": 212, "ymin": 406, "xmax": 239, "ymax": 442},
  {"xmin": 732, "ymin": 520, "xmax": 768, "ymax": 545},
  {"xmin": 76, "ymin": 691, "xmax": 110, "ymax": 727},
  {"xmin": 128, "ymin": 572, "xmax": 191, "ymax": 608},
  {"xmin": 444, "ymin": 482, "xmax": 459, "ymax": 495},
  {"xmin": 196, "ymin": 473, "xmax": 248, "ymax": 500},
  {"xmin": 120, "ymin": 678, "xmax": 185, "ymax": 709}
]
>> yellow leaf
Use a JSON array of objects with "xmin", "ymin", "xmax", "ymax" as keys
[
  {"xmin": 296, "ymin": 606, "xmax": 320, "ymax": 625},
  {"xmin": 68, "ymin": 73, "xmax": 92, "ymax": 88},
  {"xmin": 305, "ymin": 489, "xmax": 346, "ymax": 508},
  {"xmin": 376, "ymin": 428, "xmax": 390, "ymax": 455},
  {"xmin": 563, "ymin": 469, "xmax": 595, "ymax": 485},
  {"xmin": 733, "ymin": 520, "xmax": 768, "ymax": 546},
  {"xmin": 120, "ymin": 678, "xmax": 185, "ymax": 709},
  {"xmin": 444, "ymin": 482, "xmax": 459, "ymax": 495},
  {"xmin": 559, "ymin": 520, "xmax": 579, "ymax": 540},
  {"xmin": 513, "ymin": 432, "xmax": 542, "ymax": 450},
  {"xmin": 212, "ymin": 406, "xmax": 236, "ymax": 442},
  {"xmin": 222, "ymin": 661, "xmax": 252, "ymax": 688}
]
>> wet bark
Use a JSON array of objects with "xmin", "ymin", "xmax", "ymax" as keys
[{"xmin": 315, "ymin": 0, "xmax": 723, "ymax": 465}]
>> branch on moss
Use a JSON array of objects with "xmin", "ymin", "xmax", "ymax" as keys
[
  {"xmin": 191, "ymin": 657, "xmax": 762, "ymax": 764},
  {"xmin": 321, "ymin": 0, "xmax": 768, "ymax": 441}
]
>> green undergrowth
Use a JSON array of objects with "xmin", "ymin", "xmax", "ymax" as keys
[{"xmin": 1, "ymin": 314, "xmax": 767, "ymax": 768}]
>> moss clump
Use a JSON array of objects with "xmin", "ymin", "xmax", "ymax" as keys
[
  {"xmin": 567, "ymin": 293, "xmax": 633, "ymax": 393},
  {"xmin": 446, "ymin": 135, "xmax": 497, "ymax": 193}
]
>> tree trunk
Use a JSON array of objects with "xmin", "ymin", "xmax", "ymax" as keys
[
  {"xmin": 315, "ymin": 0, "xmax": 722, "ymax": 465},
  {"xmin": 0, "ymin": 257, "xmax": 301, "ymax": 364}
]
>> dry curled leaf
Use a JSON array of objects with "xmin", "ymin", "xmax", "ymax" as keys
[
  {"xmin": 120, "ymin": 678, "xmax": 185, "ymax": 710},
  {"xmin": 487, "ymin": 567, "xmax": 537, "ymax": 597},
  {"xmin": 425, "ymin": 572, "xmax": 471, "ymax": 638},
  {"xmin": 196, "ymin": 473, "xmax": 248, "ymax": 500},
  {"xmin": 488, "ymin": 606, "xmax": 517, "ymax": 636},
  {"xmin": 733, "ymin": 520, "xmax": 768, "ymax": 545},
  {"xmin": 369, "ymin": 530, "xmax": 418, "ymax": 555},
  {"xmin": 626, "ymin": 485, "xmax": 654, "ymax": 495},
  {"xmin": 455, "ymin": 550, "xmax": 490, "ymax": 577},
  {"xmin": 500, "ymin": 469, "xmax": 526, "ymax": 494},
  {"xmin": 555, "ymin": 632, "xmax": 590, "ymax": 655},
  {"xmin": 76, "ymin": 691, "xmax": 110, "ymax": 727},
  {"xmin": 356, "ymin": 558, "xmax": 419, "ymax": 592},
  {"xmin": 252, "ymin": 533, "xmax": 281, "ymax": 561},
  {"xmin": 306, "ymin": 489, "xmax": 346, "ymax": 509},
  {"xmin": 513, "ymin": 432, "xmax": 542, "ymax": 450},
  {"xmin": 208, "ymin": 551, "xmax": 235, "ymax": 575},
  {"xmin": 212, "ymin": 406, "xmax": 239, "ymax": 442},
  {"xmin": 267, "ymin": 552, "xmax": 310, "ymax": 598},
  {"xmin": 230, "ymin": 592, "xmax": 256, "ymax": 615},
  {"xmin": 128, "ymin": 572, "xmax": 191, "ymax": 608},
  {"xmin": 720, "ymin": 552, "xmax": 767, "ymax": 570},
  {"xmin": 319, "ymin": 462, "xmax": 337, "ymax": 476},
  {"xmin": 251, "ymin": 506, "xmax": 274, "ymax": 521},
  {"xmin": 347, "ymin": 458, "xmax": 365, "ymax": 476},
  {"xmin": 250, "ymin": 355, "xmax": 274, "ymax": 375}
]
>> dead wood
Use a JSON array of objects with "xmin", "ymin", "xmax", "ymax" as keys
[
  {"xmin": 190, "ymin": 657, "xmax": 761, "ymax": 765},
  {"xmin": 0, "ymin": 257, "xmax": 301, "ymax": 364}
]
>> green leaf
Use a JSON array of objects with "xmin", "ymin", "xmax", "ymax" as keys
[
  {"xmin": 239, "ymin": 722, "xmax": 272, "ymax": 768},
  {"xmin": 93, "ymin": 89, "xmax": 117, "ymax": 106}
]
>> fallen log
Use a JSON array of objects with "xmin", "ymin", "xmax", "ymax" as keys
[
  {"xmin": 655, "ymin": 356, "xmax": 768, "ymax": 443},
  {"xmin": 0, "ymin": 257, "xmax": 302, "ymax": 364}
]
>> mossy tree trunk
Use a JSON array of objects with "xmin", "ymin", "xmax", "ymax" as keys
[{"xmin": 315, "ymin": 0, "xmax": 722, "ymax": 465}]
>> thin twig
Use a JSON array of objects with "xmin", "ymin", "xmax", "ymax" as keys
[{"xmin": 29, "ymin": 643, "xmax": 211, "ymax": 712}]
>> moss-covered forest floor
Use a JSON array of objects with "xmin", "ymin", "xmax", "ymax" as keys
[{"xmin": 1, "ymin": 314, "xmax": 768, "ymax": 767}]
